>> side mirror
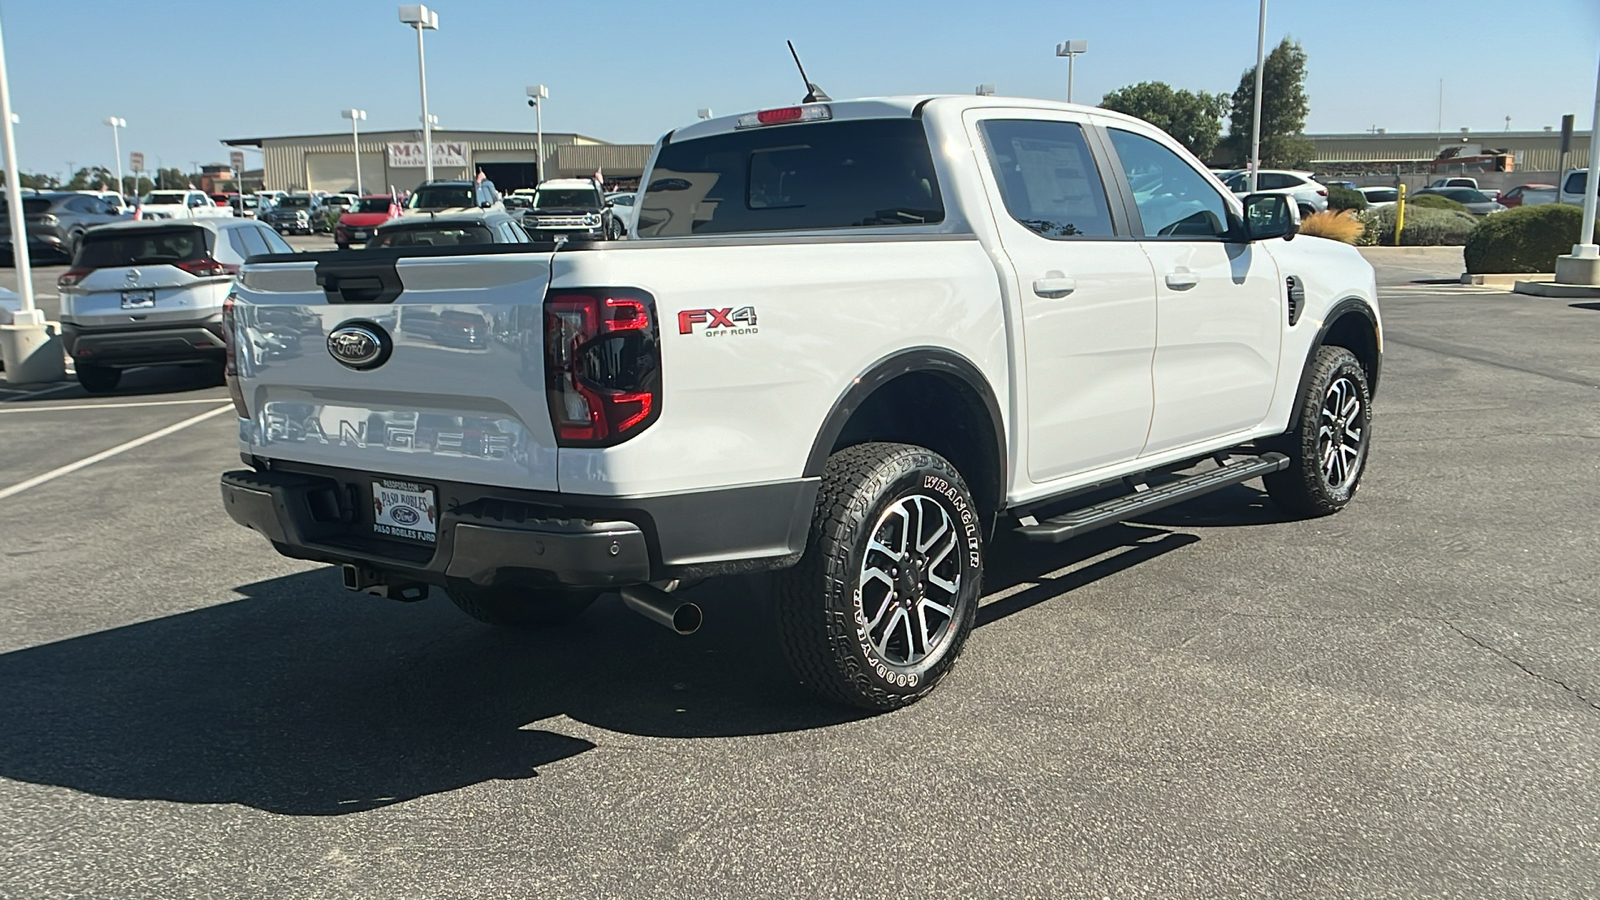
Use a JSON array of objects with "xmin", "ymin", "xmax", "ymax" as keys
[{"xmin": 1241, "ymin": 193, "xmax": 1299, "ymax": 242}]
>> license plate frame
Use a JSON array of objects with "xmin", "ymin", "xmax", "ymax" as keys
[
  {"xmin": 371, "ymin": 478, "xmax": 438, "ymax": 543},
  {"xmin": 120, "ymin": 289, "xmax": 156, "ymax": 309}
]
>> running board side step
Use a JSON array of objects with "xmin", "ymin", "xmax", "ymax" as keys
[{"xmin": 1014, "ymin": 453, "xmax": 1290, "ymax": 544}]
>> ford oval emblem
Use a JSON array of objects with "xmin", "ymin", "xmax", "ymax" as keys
[{"xmin": 326, "ymin": 321, "xmax": 391, "ymax": 370}]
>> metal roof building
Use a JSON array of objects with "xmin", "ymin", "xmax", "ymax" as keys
[
  {"xmin": 222, "ymin": 129, "xmax": 654, "ymax": 194},
  {"xmin": 1311, "ymin": 130, "xmax": 1590, "ymax": 174}
]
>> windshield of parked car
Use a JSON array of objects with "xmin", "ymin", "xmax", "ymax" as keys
[
  {"xmin": 607, "ymin": 194, "xmax": 635, "ymax": 207},
  {"xmin": 143, "ymin": 192, "xmax": 188, "ymax": 205},
  {"xmin": 354, "ymin": 197, "xmax": 396, "ymax": 213},
  {"xmin": 1363, "ymin": 189, "xmax": 1398, "ymax": 203},
  {"xmin": 636, "ymin": 118, "xmax": 945, "ymax": 237},
  {"xmin": 76, "ymin": 226, "xmax": 210, "ymax": 267},
  {"xmin": 532, "ymin": 189, "xmax": 599, "ymax": 210},
  {"xmin": 278, "ymin": 196, "xmax": 312, "ymax": 209},
  {"xmin": 369, "ymin": 224, "xmax": 492, "ymax": 247},
  {"xmin": 407, "ymin": 185, "xmax": 474, "ymax": 210},
  {"xmin": 1438, "ymin": 189, "xmax": 1489, "ymax": 203}
]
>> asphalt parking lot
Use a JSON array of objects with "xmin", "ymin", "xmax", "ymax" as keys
[{"xmin": 1, "ymin": 246, "xmax": 1597, "ymax": 899}]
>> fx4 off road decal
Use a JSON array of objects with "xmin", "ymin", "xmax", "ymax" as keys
[{"xmin": 678, "ymin": 306, "xmax": 758, "ymax": 336}]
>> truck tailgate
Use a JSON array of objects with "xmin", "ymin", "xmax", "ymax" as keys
[{"xmin": 231, "ymin": 249, "xmax": 560, "ymax": 491}]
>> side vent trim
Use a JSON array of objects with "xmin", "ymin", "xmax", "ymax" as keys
[{"xmin": 1286, "ymin": 276, "xmax": 1306, "ymax": 326}]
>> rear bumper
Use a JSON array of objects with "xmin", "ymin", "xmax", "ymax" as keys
[
  {"xmin": 220, "ymin": 463, "xmax": 818, "ymax": 589},
  {"xmin": 61, "ymin": 321, "xmax": 226, "ymax": 366}
]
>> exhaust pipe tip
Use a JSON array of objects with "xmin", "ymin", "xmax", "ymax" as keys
[{"xmin": 621, "ymin": 584, "xmax": 702, "ymax": 635}]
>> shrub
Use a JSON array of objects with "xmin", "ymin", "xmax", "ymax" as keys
[
  {"xmin": 1360, "ymin": 205, "xmax": 1477, "ymax": 246},
  {"xmin": 1353, "ymin": 208, "xmax": 1382, "ymax": 246},
  {"xmin": 1298, "ymin": 210, "xmax": 1364, "ymax": 244},
  {"xmin": 1326, "ymin": 186, "xmax": 1368, "ymax": 212},
  {"xmin": 1463, "ymin": 203, "xmax": 1599, "ymax": 274},
  {"xmin": 1407, "ymin": 193, "xmax": 1469, "ymax": 213}
]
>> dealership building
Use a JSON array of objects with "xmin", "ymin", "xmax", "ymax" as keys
[{"xmin": 222, "ymin": 129, "xmax": 655, "ymax": 194}]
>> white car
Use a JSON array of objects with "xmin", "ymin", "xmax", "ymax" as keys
[
  {"xmin": 604, "ymin": 191, "xmax": 638, "ymax": 236},
  {"xmin": 138, "ymin": 190, "xmax": 234, "ymax": 220},
  {"xmin": 1218, "ymin": 169, "xmax": 1329, "ymax": 217},
  {"xmin": 222, "ymin": 94, "xmax": 1380, "ymax": 711},
  {"xmin": 1357, "ymin": 186, "xmax": 1399, "ymax": 209},
  {"xmin": 1560, "ymin": 169, "xmax": 1589, "ymax": 206}
]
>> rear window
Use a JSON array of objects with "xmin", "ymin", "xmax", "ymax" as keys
[
  {"xmin": 144, "ymin": 192, "xmax": 187, "ymax": 205},
  {"xmin": 77, "ymin": 227, "xmax": 211, "ymax": 268},
  {"xmin": 0, "ymin": 197, "xmax": 54, "ymax": 214},
  {"xmin": 1440, "ymin": 189, "xmax": 1488, "ymax": 203},
  {"xmin": 1363, "ymin": 189, "xmax": 1398, "ymax": 203},
  {"xmin": 1565, "ymin": 171, "xmax": 1587, "ymax": 195},
  {"xmin": 636, "ymin": 118, "xmax": 944, "ymax": 237},
  {"xmin": 407, "ymin": 185, "xmax": 473, "ymax": 210},
  {"xmin": 354, "ymin": 197, "xmax": 396, "ymax": 213},
  {"xmin": 369, "ymin": 225, "xmax": 492, "ymax": 248}
]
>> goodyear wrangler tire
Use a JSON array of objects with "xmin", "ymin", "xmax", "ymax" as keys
[
  {"xmin": 446, "ymin": 584, "xmax": 597, "ymax": 628},
  {"xmin": 1264, "ymin": 345, "xmax": 1373, "ymax": 517},
  {"xmin": 776, "ymin": 442, "xmax": 983, "ymax": 711}
]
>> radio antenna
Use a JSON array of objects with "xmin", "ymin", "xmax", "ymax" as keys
[{"xmin": 787, "ymin": 40, "xmax": 831, "ymax": 103}]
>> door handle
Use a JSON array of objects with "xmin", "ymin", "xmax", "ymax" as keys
[
  {"xmin": 1165, "ymin": 270, "xmax": 1199, "ymax": 290},
  {"xmin": 1032, "ymin": 275, "xmax": 1077, "ymax": 297}
]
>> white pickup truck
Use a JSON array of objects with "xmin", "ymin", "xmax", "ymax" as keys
[
  {"xmin": 139, "ymin": 190, "xmax": 234, "ymax": 220},
  {"xmin": 219, "ymin": 95, "xmax": 1381, "ymax": 710}
]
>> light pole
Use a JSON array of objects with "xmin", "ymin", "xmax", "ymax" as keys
[
  {"xmin": 0, "ymin": 10, "xmax": 62, "ymax": 382},
  {"xmin": 697, "ymin": 108, "xmax": 713, "ymax": 120},
  {"xmin": 1248, "ymin": 0, "xmax": 1267, "ymax": 192},
  {"xmin": 399, "ymin": 5, "xmax": 439, "ymax": 181},
  {"xmin": 104, "ymin": 116, "xmax": 126, "ymax": 197},
  {"xmin": 1554, "ymin": 53, "xmax": 1600, "ymax": 286},
  {"xmin": 526, "ymin": 85, "xmax": 549, "ymax": 184},
  {"xmin": 1054, "ymin": 40, "xmax": 1087, "ymax": 104},
  {"xmin": 341, "ymin": 108, "xmax": 366, "ymax": 194}
]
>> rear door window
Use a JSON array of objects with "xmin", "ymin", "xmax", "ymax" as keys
[
  {"xmin": 978, "ymin": 119, "xmax": 1114, "ymax": 239},
  {"xmin": 1565, "ymin": 171, "xmax": 1587, "ymax": 195},
  {"xmin": 256, "ymin": 227, "xmax": 293, "ymax": 254},
  {"xmin": 77, "ymin": 227, "xmax": 212, "ymax": 268},
  {"xmin": 637, "ymin": 118, "xmax": 944, "ymax": 237}
]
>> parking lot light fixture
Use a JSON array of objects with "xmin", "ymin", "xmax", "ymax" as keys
[
  {"xmin": 104, "ymin": 116, "xmax": 126, "ymax": 199},
  {"xmin": 342, "ymin": 108, "xmax": 367, "ymax": 195},
  {"xmin": 526, "ymin": 85, "xmax": 549, "ymax": 184},
  {"xmin": 697, "ymin": 108, "xmax": 713, "ymax": 120},
  {"xmin": 399, "ymin": 5, "xmax": 439, "ymax": 181},
  {"xmin": 1054, "ymin": 40, "xmax": 1086, "ymax": 104}
]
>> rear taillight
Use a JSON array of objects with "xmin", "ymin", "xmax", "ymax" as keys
[
  {"xmin": 1316, "ymin": 189, "xmax": 1328, "ymax": 197},
  {"xmin": 222, "ymin": 294, "xmax": 250, "ymax": 420},
  {"xmin": 57, "ymin": 268, "xmax": 91, "ymax": 288},
  {"xmin": 175, "ymin": 258, "xmax": 239, "ymax": 278},
  {"xmin": 543, "ymin": 288, "xmax": 660, "ymax": 447}
]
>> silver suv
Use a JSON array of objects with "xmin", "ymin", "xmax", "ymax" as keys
[{"xmin": 57, "ymin": 218, "xmax": 295, "ymax": 392}]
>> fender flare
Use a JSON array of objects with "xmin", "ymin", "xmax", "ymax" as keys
[
  {"xmin": 803, "ymin": 346, "xmax": 1007, "ymax": 503},
  {"xmin": 1288, "ymin": 297, "xmax": 1381, "ymax": 430}
]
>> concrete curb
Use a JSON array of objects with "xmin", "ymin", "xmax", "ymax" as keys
[
  {"xmin": 1462, "ymin": 273, "xmax": 1554, "ymax": 286},
  {"xmin": 1512, "ymin": 281, "xmax": 1600, "ymax": 298}
]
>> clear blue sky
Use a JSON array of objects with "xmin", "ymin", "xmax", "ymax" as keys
[{"xmin": 2, "ymin": 0, "xmax": 1596, "ymax": 178}]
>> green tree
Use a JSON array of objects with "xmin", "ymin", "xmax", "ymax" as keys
[
  {"xmin": 0, "ymin": 171, "xmax": 58, "ymax": 189},
  {"xmin": 64, "ymin": 166, "xmax": 117, "ymax": 190},
  {"xmin": 1218, "ymin": 37, "xmax": 1316, "ymax": 169},
  {"xmin": 1099, "ymin": 81, "xmax": 1228, "ymax": 161}
]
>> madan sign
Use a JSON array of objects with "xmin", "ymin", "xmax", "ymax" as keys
[{"xmin": 387, "ymin": 141, "xmax": 468, "ymax": 168}]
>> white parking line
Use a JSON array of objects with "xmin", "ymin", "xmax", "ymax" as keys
[
  {"xmin": 0, "ymin": 382, "xmax": 77, "ymax": 402},
  {"xmin": 0, "ymin": 397, "xmax": 228, "ymax": 414},
  {"xmin": 0, "ymin": 404, "xmax": 234, "ymax": 501}
]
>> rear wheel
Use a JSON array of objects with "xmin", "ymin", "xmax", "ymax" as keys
[
  {"xmin": 75, "ymin": 364, "xmax": 121, "ymax": 394},
  {"xmin": 1298, "ymin": 203, "xmax": 1317, "ymax": 219},
  {"xmin": 1265, "ymin": 345, "xmax": 1372, "ymax": 516},
  {"xmin": 446, "ymin": 583, "xmax": 598, "ymax": 628},
  {"xmin": 775, "ymin": 442, "xmax": 983, "ymax": 711}
]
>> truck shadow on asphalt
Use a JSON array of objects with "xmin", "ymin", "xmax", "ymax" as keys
[{"xmin": 0, "ymin": 492, "xmax": 1270, "ymax": 816}]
